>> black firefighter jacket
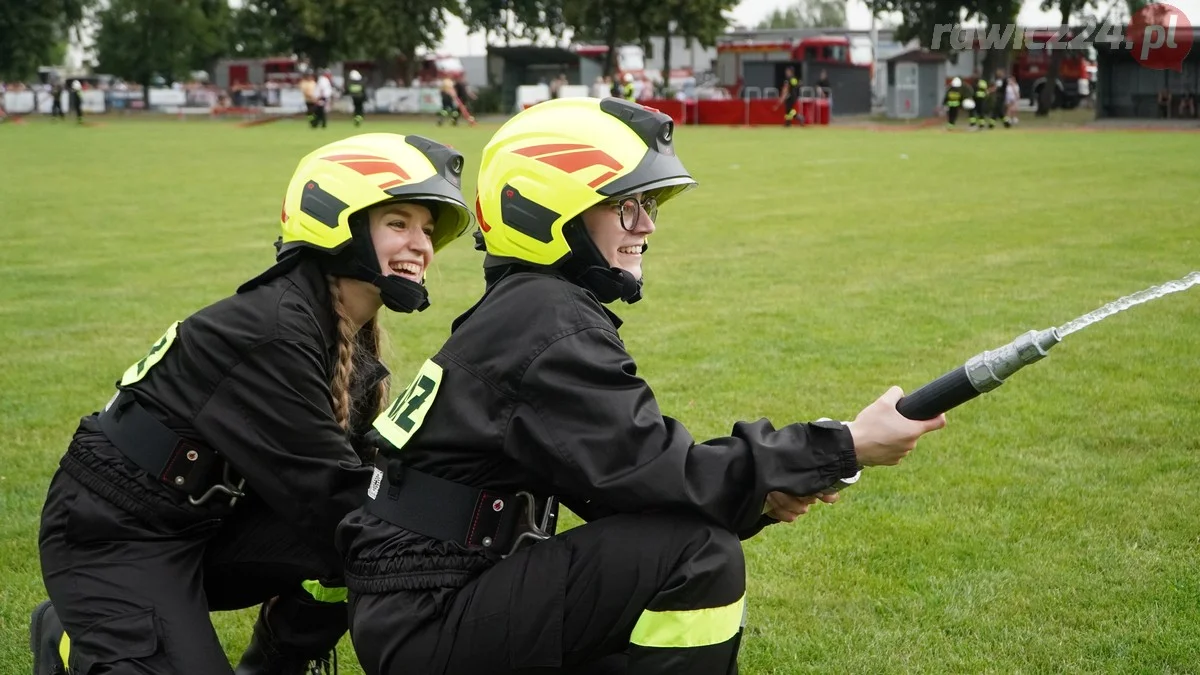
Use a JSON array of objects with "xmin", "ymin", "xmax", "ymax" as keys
[
  {"xmin": 339, "ymin": 269, "xmax": 860, "ymax": 593},
  {"xmin": 59, "ymin": 257, "xmax": 383, "ymax": 573}
]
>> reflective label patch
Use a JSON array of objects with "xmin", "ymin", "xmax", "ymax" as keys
[
  {"xmin": 373, "ymin": 359, "xmax": 443, "ymax": 451},
  {"xmin": 119, "ymin": 322, "xmax": 181, "ymax": 386},
  {"xmin": 367, "ymin": 467, "xmax": 384, "ymax": 500}
]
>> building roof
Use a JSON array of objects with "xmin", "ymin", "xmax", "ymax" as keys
[
  {"xmin": 487, "ymin": 46, "xmax": 580, "ymax": 64},
  {"xmin": 887, "ymin": 48, "xmax": 949, "ymax": 63}
]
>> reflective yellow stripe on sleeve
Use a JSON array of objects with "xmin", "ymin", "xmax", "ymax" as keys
[{"xmin": 629, "ymin": 594, "xmax": 746, "ymax": 649}]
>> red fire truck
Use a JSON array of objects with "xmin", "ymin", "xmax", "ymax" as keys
[
  {"xmin": 715, "ymin": 34, "xmax": 871, "ymax": 96},
  {"xmin": 1010, "ymin": 30, "xmax": 1095, "ymax": 109}
]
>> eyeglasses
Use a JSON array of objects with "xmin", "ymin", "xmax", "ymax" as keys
[{"xmin": 603, "ymin": 195, "xmax": 659, "ymax": 232}]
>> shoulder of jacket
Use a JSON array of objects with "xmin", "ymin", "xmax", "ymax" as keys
[
  {"xmin": 490, "ymin": 273, "xmax": 616, "ymax": 332},
  {"xmin": 187, "ymin": 276, "xmax": 325, "ymax": 354}
]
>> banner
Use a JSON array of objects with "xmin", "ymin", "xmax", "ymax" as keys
[
  {"xmin": 5, "ymin": 90, "xmax": 108, "ymax": 114},
  {"xmin": 372, "ymin": 87, "xmax": 420, "ymax": 113},
  {"xmin": 147, "ymin": 89, "xmax": 186, "ymax": 107}
]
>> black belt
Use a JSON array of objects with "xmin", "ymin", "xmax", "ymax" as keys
[
  {"xmin": 98, "ymin": 391, "xmax": 245, "ymax": 506},
  {"xmin": 364, "ymin": 456, "xmax": 557, "ymax": 557}
]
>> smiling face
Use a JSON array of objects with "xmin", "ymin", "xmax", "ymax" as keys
[
  {"xmin": 580, "ymin": 193, "xmax": 657, "ymax": 280},
  {"xmin": 368, "ymin": 201, "xmax": 436, "ymax": 283}
]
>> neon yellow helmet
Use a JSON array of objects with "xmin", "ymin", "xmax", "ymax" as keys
[
  {"xmin": 241, "ymin": 133, "xmax": 472, "ymax": 311},
  {"xmin": 475, "ymin": 97, "xmax": 695, "ymax": 270},
  {"xmin": 280, "ymin": 133, "xmax": 470, "ymax": 256}
]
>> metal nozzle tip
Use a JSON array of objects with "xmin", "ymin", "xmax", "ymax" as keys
[{"xmin": 1035, "ymin": 327, "xmax": 1062, "ymax": 352}]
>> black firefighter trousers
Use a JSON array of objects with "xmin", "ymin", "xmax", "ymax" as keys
[
  {"xmin": 349, "ymin": 513, "xmax": 746, "ymax": 675},
  {"xmin": 38, "ymin": 470, "xmax": 346, "ymax": 674}
]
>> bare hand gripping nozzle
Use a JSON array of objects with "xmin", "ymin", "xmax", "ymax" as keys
[{"xmin": 895, "ymin": 328, "xmax": 1062, "ymax": 421}]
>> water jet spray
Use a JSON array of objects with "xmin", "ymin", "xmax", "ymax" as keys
[{"xmin": 895, "ymin": 271, "xmax": 1199, "ymax": 420}]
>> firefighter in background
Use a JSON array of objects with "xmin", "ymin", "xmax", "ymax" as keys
[
  {"xmin": 990, "ymin": 69, "xmax": 1007, "ymax": 129},
  {"xmin": 314, "ymin": 69, "xmax": 333, "ymax": 129},
  {"xmin": 69, "ymin": 80, "xmax": 83, "ymax": 124},
  {"xmin": 622, "ymin": 72, "xmax": 636, "ymax": 101},
  {"xmin": 970, "ymin": 74, "xmax": 988, "ymax": 128},
  {"xmin": 336, "ymin": 97, "xmax": 946, "ymax": 675},
  {"xmin": 437, "ymin": 77, "xmax": 458, "ymax": 126},
  {"xmin": 347, "ymin": 70, "xmax": 366, "ymax": 127},
  {"xmin": 30, "ymin": 133, "xmax": 473, "ymax": 675},
  {"xmin": 453, "ymin": 75, "xmax": 476, "ymax": 126},
  {"xmin": 778, "ymin": 66, "xmax": 801, "ymax": 127},
  {"xmin": 943, "ymin": 77, "xmax": 964, "ymax": 129},
  {"xmin": 50, "ymin": 79, "xmax": 65, "ymax": 119},
  {"xmin": 300, "ymin": 72, "xmax": 318, "ymax": 128}
]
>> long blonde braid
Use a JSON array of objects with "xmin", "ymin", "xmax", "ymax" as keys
[
  {"xmin": 328, "ymin": 276, "xmax": 390, "ymax": 432},
  {"xmin": 327, "ymin": 276, "xmax": 358, "ymax": 431}
]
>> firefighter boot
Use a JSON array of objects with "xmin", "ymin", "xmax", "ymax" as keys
[
  {"xmin": 234, "ymin": 595, "xmax": 344, "ymax": 675},
  {"xmin": 30, "ymin": 600, "xmax": 68, "ymax": 675}
]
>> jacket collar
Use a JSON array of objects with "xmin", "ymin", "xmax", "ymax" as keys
[{"xmin": 452, "ymin": 266, "xmax": 624, "ymax": 333}]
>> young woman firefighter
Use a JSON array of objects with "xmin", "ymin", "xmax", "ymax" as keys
[
  {"xmin": 31, "ymin": 132, "xmax": 472, "ymax": 675},
  {"xmin": 335, "ymin": 98, "xmax": 947, "ymax": 675}
]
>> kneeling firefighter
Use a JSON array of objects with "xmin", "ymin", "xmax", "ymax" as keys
[
  {"xmin": 31, "ymin": 133, "xmax": 472, "ymax": 674},
  {"xmin": 336, "ymin": 98, "xmax": 946, "ymax": 675}
]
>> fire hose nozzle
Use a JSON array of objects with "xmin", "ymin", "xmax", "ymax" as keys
[
  {"xmin": 895, "ymin": 327, "xmax": 1062, "ymax": 421},
  {"xmin": 966, "ymin": 327, "xmax": 1062, "ymax": 393}
]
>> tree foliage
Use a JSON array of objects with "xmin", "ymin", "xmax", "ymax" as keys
[
  {"xmin": 639, "ymin": 0, "xmax": 736, "ymax": 84},
  {"xmin": 0, "ymin": 0, "xmax": 95, "ymax": 80},
  {"xmin": 757, "ymin": 0, "xmax": 848, "ymax": 29},
  {"xmin": 455, "ymin": 0, "xmax": 566, "ymax": 44},
  {"xmin": 93, "ymin": 0, "xmax": 224, "ymax": 88},
  {"xmin": 1034, "ymin": 0, "xmax": 1095, "ymax": 114},
  {"xmin": 865, "ymin": 0, "xmax": 969, "ymax": 47}
]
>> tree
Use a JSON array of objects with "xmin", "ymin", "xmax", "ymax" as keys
[
  {"xmin": 228, "ymin": 2, "xmax": 293, "ymax": 58},
  {"xmin": 974, "ymin": 0, "xmax": 1021, "ymax": 80},
  {"xmin": 94, "ymin": 0, "xmax": 220, "ymax": 100},
  {"xmin": 454, "ymin": 0, "xmax": 566, "ymax": 46},
  {"xmin": 562, "ymin": 0, "xmax": 645, "ymax": 76},
  {"xmin": 342, "ymin": 0, "xmax": 453, "ymax": 82},
  {"xmin": 641, "ymin": 0, "xmax": 736, "ymax": 89},
  {"xmin": 188, "ymin": 0, "xmax": 233, "ymax": 76},
  {"xmin": 864, "ymin": 0, "xmax": 970, "ymax": 48},
  {"xmin": 1035, "ymin": 0, "xmax": 1095, "ymax": 115},
  {"xmin": 0, "ymin": 0, "xmax": 95, "ymax": 81},
  {"xmin": 757, "ymin": 0, "xmax": 848, "ymax": 29}
]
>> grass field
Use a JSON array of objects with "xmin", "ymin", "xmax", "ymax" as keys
[{"xmin": 2, "ymin": 115, "xmax": 1198, "ymax": 674}]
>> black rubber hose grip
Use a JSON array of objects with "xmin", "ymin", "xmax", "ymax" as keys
[{"xmin": 896, "ymin": 366, "xmax": 982, "ymax": 420}]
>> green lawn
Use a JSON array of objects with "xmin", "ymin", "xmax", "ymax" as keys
[{"xmin": 2, "ymin": 116, "xmax": 1198, "ymax": 674}]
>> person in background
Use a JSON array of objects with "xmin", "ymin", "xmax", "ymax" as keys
[
  {"xmin": 69, "ymin": 80, "xmax": 84, "ymax": 125},
  {"xmin": 943, "ymin": 77, "xmax": 964, "ymax": 130},
  {"xmin": 347, "ymin": 70, "xmax": 367, "ymax": 127},
  {"xmin": 314, "ymin": 69, "xmax": 333, "ymax": 129},
  {"xmin": 817, "ymin": 69, "xmax": 831, "ymax": 99},
  {"xmin": 778, "ymin": 66, "xmax": 801, "ymax": 127},
  {"xmin": 1004, "ymin": 75, "xmax": 1021, "ymax": 127},
  {"xmin": 300, "ymin": 73, "xmax": 318, "ymax": 128}
]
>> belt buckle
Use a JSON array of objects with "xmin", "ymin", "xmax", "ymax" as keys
[
  {"xmin": 502, "ymin": 491, "xmax": 557, "ymax": 558},
  {"xmin": 187, "ymin": 463, "xmax": 246, "ymax": 508}
]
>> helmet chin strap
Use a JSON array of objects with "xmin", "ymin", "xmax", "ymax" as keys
[
  {"xmin": 561, "ymin": 220, "xmax": 643, "ymax": 305},
  {"xmin": 372, "ymin": 270, "xmax": 430, "ymax": 313},
  {"xmin": 322, "ymin": 213, "xmax": 432, "ymax": 314}
]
